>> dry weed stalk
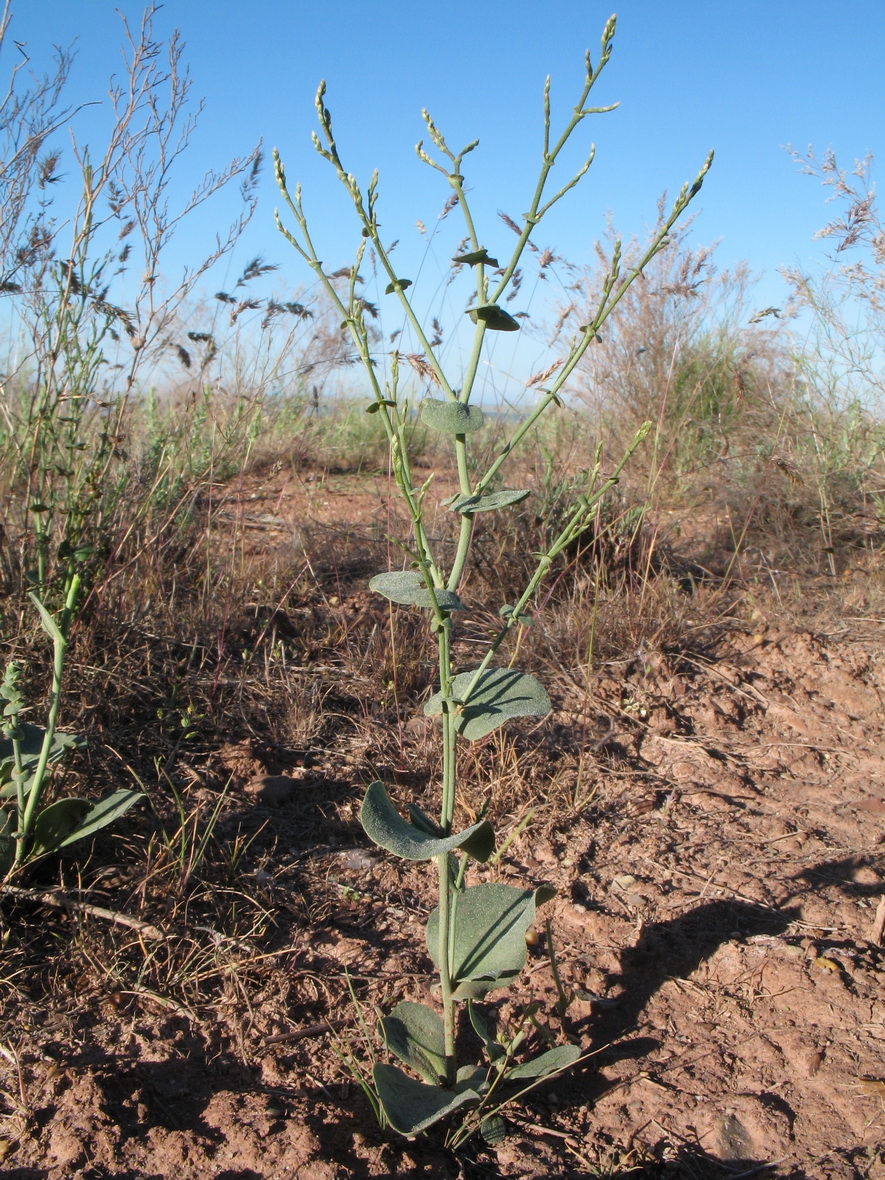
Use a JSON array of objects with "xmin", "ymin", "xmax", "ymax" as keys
[{"xmin": 0, "ymin": 3, "xmax": 267, "ymax": 879}]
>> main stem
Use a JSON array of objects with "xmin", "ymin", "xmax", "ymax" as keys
[
  {"xmin": 274, "ymin": 49, "xmax": 713, "ymax": 1114},
  {"xmin": 438, "ymin": 622, "xmax": 457, "ymax": 1082},
  {"xmin": 17, "ymin": 574, "xmax": 80, "ymax": 865}
]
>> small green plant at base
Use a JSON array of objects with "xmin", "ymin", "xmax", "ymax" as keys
[
  {"xmin": 0, "ymin": 580, "xmax": 141, "ymax": 879},
  {"xmin": 276, "ymin": 13, "xmax": 711, "ymax": 1140}
]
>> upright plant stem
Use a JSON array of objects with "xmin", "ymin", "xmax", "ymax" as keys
[
  {"xmin": 436, "ymin": 846, "xmax": 456, "ymax": 1084},
  {"xmin": 274, "ymin": 33, "xmax": 713, "ymax": 1125},
  {"xmin": 17, "ymin": 574, "xmax": 79, "ymax": 864},
  {"xmin": 437, "ymin": 620, "xmax": 457, "ymax": 1080}
]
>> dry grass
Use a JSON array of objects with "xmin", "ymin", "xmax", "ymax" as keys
[
  {"xmin": 0, "ymin": 370, "xmax": 880, "ymax": 1026},
  {"xmin": 0, "ymin": 346, "xmax": 883, "ymax": 1180}
]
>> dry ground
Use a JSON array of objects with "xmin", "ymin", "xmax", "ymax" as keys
[{"xmin": 1, "ymin": 463, "xmax": 884, "ymax": 1179}]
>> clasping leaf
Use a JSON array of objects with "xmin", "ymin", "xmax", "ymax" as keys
[
  {"xmin": 424, "ymin": 668, "xmax": 550, "ymax": 741},
  {"xmin": 361, "ymin": 781, "xmax": 494, "ymax": 862},
  {"xmin": 420, "ymin": 399, "xmax": 485, "ymax": 434},
  {"xmin": 30, "ymin": 788, "xmax": 143, "ymax": 857},
  {"xmin": 453, "ymin": 248, "xmax": 499, "ymax": 267},
  {"xmin": 467, "ymin": 305, "xmax": 520, "ymax": 331},
  {"xmin": 426, "ymin": 882, "xmax": 555, "ymax": 998},
  {"xmin": 380, "ymin": 1001, "xmax": 447, "ymax": 1084},
  {"xmin": 507, "ymin": 1043, "xmax": 581, "ymax": 1081},
  {"xmin": 373, "ymin": 1063, "xmax": 481, "ymax": 1136},
  {"xmin": 448, "ymin": 489, "xmax": 530, "ymax": 515},
  {"xmin": 0, "ymin": 723, "xmax": 84, "ymax": 796},
  {"xmin": 369, "ymin": 571, "xmax": 464, "ymax": 611}
]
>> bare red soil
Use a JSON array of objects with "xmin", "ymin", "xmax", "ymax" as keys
[{"xmin": 2, "ymin": 468, "xmax": 884, "ymax": 1179}]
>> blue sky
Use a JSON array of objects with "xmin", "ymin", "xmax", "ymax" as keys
[{"xmin": 4, "ymin": 1, "xmax": 883, "ymax": 398}]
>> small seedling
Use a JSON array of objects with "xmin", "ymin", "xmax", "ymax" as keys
[
  {"xmin": 276, "ymin": 13, "xmax": 711, "ymax": 1138},
  {"xmin": 0, "ymin": 580, "xmax": 141, "ymax": 878}
]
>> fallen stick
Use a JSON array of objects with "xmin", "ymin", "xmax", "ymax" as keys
[
  {"xmin": 265, "ymin": 1018, "xmax": 353, "ymax": 1044},
  {"xmin": 0, "ymin": 884, "xmax": 163, "ymax": 941}
]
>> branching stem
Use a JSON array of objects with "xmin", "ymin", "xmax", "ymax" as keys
[{"xmin": 273, "ymin": 22, "xmax": 712, "ymax": 1135}]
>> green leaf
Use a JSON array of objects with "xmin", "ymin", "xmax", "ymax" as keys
[
  {"xmin": 448, "ymin": 489, "xmax": 530, "ymax": 515},
  {"xmin": 457, "ymin": 1064, "xmax": 487, "ymax": 1087},
  {"xmin": 361, "ymin": 781, "xmax": 494, "ymax": 862},
  {"xmin": 0, "ymin": 723, "xmax": 83, "ymax": 772},
  {"xmin": 380, "ymin": 1001, "xmax": 447, "ymax": 1084},
  {"xmin": 385, "ymin": 278, "xmax": 412, "ymax": 293},
  {"xmin": 57, "ymin": 540, "xmax": 93, "ymax": 563},
  {"xmin": 426, "ymin": 883, "xmax": 555, "ymax": 997},
  {"xmin": 29, "ymin": 593, "xmax": 64, "ymax": 644},
  {"xmin": 424, "ymin": 668, "xmax": 550, "ymax": 741},
  {"xmin": 55, "ymin": 788, "xmax": 142, "ymax": 849},
  {"xmin": 30, "ymin": 797, "xmax": 91, "ymax": 857},
  {"xmin": 499, "ymin": 604, "xmax": 533, "ymax": 625},
  {"xmin": 373, "ymin": 1063, "xmax": 480, "ymax": 1136},
  {"xmin": 0, "ymin": 724, "xmax": 84, "ymax": 797},
  {"xmin": 369, "ymin": 571, "xmax": 464, "ymax": 612},
  {"xmin": 468, "ymin": 1002, "xmax": 505, "ymax": 1063},
  {"xmin": 0, "ymin": 770, "xmax": 16, "ymax": 795},
  {"xmin": 0, "ymin": 810, "xmax": 15, "ymax": 876},
  {"xmin": 420, "ymin": 399, "xmax": 485, "ymax": 434},
  {"xmin": 453, "ymin": 248, "xmax": 499, "ymax": 267},
  {"xmin": 481, "ymin": 1115, "xmax": 508, "ymax": 1146},
  {"xmin": 467, "ymin": 305, "xmax": 520, "ymax": 332},
  {"xmin": 507, "ymin": 1043, "xmax": 581, "ymax": 1081}
]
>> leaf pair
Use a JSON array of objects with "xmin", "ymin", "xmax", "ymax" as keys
[
  {"xmin": 361, "ymin": 787, "xmax": 554, "ymax": 994},
  {"xmin": 0, "ymin": 788, "xmax": 142, "ymax": 877},
  {"xmin": 28, "ymin": 789, "xmax": 143, "ymax": 858},
  {"xmin": 375, "ymin": 999, "xmax": 580, "ymax": 1136},
  {"xmin": 0, "ymin": 721, "xmax": 142, "ymax": 876}
]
